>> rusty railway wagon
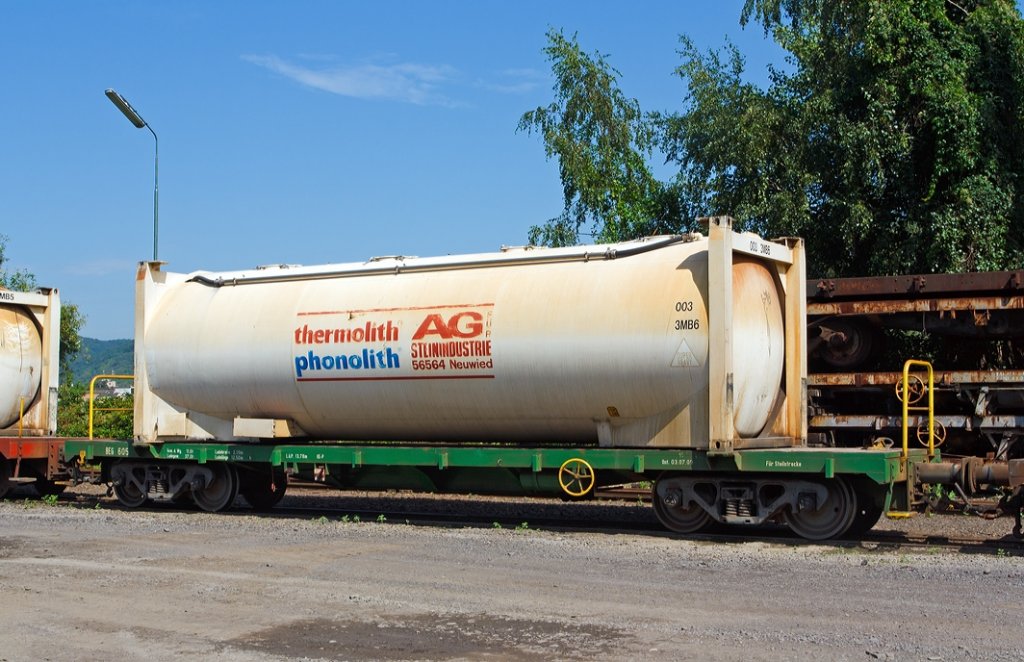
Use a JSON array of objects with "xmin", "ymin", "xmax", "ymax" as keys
[
  {"xmin": 807, "ymin": 271, "xmax": 1024, "ymax": 460},
  {"xmin": 4, "ymin": 218, "xmax": 1022, "ymax": 539}
]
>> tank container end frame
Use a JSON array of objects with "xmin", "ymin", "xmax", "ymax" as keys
[
  {"xmin": 0, "ymin": 288, "xmax": 60, "ymax": 436},
  {"xmin": 702, "ymin": 216, "xmax": 807, "ymax": 454}
]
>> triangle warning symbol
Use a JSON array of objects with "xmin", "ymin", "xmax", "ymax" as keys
[{"xmin": 671, "ymin": 338, "xmax": 700, "ymax": 367}]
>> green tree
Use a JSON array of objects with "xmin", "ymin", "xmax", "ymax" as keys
[
  {"xmin": 58, "ymin": 305, "xmax": 85, "ymax": 380},
  {"xmin": 656, "ymin": 36, "xmax": 811, "ymax": 239},
  {"xmin": 524, "ymin": 2, "xmax": 1024, "ymax": 279},
  {"xmin": 518, "ymin": 30, "xmax": 679, "ymax": 246},
  {"xmin": 677, "ymin": 0, "xmax": 1024, "ymax": 277},
  {"xmin": 0, "ymin": 234, "xmax": 85, "ymax": 377},
  {"xmin": 0, "ymin": 234, "xmax": 39, "ymax": 292}
]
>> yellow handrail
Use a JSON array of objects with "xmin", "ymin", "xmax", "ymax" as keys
[
  {"xmin": 88, "ymin": 374, "xmax": 135, "ymax": 439},
  {"xmin": 900, "ymin": 359, "xmax": 935, "ymax": 461}
]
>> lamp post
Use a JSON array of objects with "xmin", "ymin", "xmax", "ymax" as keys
[{"xmin": 105, "ymin": 89, "xmax": 159, "ymax": 261}]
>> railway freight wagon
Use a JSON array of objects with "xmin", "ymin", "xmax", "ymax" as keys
[
  {"xmin": 807, "ymin": 271, "xmax": 1024, "ymax": 460},
  {"xmin": 0, "ymin": 287, "xmax": 64, "ymax": 498},
  {"xmin": 67, "ymin": 218, "xmax": 936, "ymax": 539}
]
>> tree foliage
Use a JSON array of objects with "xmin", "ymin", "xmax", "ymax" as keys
[
  {"xmin": 0, "ymin": 234, "xmax": 39, "ymax": 292},
  {"xmin": 56, "ymin": 382, "xmax": 133, "ymax": 439},
  {"xmin": 523, "ymin": 2, "xmax": 1024, "ymax": 278},
  {"xmin": 518, "ymin": 30, "xmax": 679, "ymax": 246},
  {"xmin": 0, "ymin": 234, "xmax": 85, "ymax": 377},
  {"xmin": 58, "ymin": 304, "xmax": 85, "ymax": 379}
]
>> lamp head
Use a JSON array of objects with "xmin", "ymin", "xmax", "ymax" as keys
[{"xmin": 105, "ymin": 89, "xmax": 147, "ymax": 128}]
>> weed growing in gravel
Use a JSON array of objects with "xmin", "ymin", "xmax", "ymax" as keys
[
  {"xmin": 376, "ymin": 514, "xmax": 387, "ymax": 524},
  {"xmin": 492, "ymin": 522, "xmax": 503, "ymax": 529},
  {"xmin": 352, "ymin": 515, "xmax": 361, "ymax": 523},
  {"xmin": 340, "ymin": 515, "xmax": 350, "ymax": 523},
  {"xmin": 315, "ymin": 515, "xmax": 329, "ymax": 524},
  {"xmin": 42, "ymin": 494, "xmax": 59, "ymax": 506},
  {"xmin": 515, "ymin": 522, "xmax": 530, "ymax": 531}
]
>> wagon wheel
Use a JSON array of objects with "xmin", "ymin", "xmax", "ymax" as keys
[
  {"xmin": 652, "ymin": 480, "xmax": 712, "ymax": 534},
  {"xmin": 113, "ymin": 481, "xmax": 147, "ymax": 508},
  {"xmin": 895, "ymin": 374, "xmax": 926, "ymax": 405},
  {"xmin": 783, "ymin": 477, "xmax": 857, "ymax": 541},
  {"xmin": 916, "ymin": 421, "xmax": 947, "ymax": 448},
  {"xmin": 843, "ymin": 484, "xmax": 886, "ymax": 538},
  {"xmin": 558, "ymin": 458, "xmax": 595, "ymax": 498},
  {"xmin": 193, "ymin": 464, "xmax": 239, "ymax": 513},
  {"xmin": 112, "ymin": 463, "xmax": 148, "ymax": 509},
  {"xmin": 815, "ymin": 319, "xmax": 880, "ymax": 370},
  {"xmin": 240, "ymin": 466, "xmax": 288, "ymax": 511}
]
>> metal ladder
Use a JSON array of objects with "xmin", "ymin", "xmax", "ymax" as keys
[
  {"xmin": 886, "ymin": 359, "xmax": 938, "ymax": 520},
  {"xmin": 900, "ymin": 359, "xmax": 938, "ymax": 461}
]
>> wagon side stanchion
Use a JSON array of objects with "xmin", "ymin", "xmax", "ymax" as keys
[{"xmin": 87, "ymin": 374, "xmax": 135, "ymax": 440}]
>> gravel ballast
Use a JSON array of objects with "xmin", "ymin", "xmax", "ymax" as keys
[{"xmin": 0, "ymin": 485, "xmax": 1022, "ymax": 661}]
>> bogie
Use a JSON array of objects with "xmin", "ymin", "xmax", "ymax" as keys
[
  {"xmin": 109, "ymin": 461, "xmax": 240, "ymax": 512},
  {"xmin": 653, "ymin": 474, "xmax": 865, "ymax": 540}
]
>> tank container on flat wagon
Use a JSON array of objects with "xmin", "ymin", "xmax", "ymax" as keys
[
  {"xmin": 134, "ymin": 217, "xmax": 806, "ymax": 451},
  {"xmin": 0, "ymin": 288, "xmax": 60, "ymax": 435}
]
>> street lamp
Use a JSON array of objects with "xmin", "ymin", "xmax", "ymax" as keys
[{"xmin": 105, "ymin": 88, "xmax": 159, "ymax": 261}]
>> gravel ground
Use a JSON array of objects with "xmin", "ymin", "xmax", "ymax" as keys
[{"xmin": 0, "ymin": 484, "xmax": 1022, "ymax": 662}]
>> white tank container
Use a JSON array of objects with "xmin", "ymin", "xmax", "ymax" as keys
[
  {"xmin": 135, "ymin": 219, "xmax": 806, "ymax": 449},
  {"xmin": 0, "ymin": 289, "xmax": 60, "ymax": 434}
]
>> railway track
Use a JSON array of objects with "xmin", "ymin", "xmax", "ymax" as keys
[
  {"xmin": 43, "ymin": 484, "xmax": 1023, "ymax": 556},
  {"xmin": 858, "ymin": 529, "xmax": 1024, "ymax": 554}
]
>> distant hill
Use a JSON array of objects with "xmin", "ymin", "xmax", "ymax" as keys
[{"xmin": 67, "ymin": 338, "xmax": 133, "ymax": 384}]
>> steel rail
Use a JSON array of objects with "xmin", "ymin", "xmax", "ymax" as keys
[{"xmin": 49, "ymin": 487, "xmax": 1023, "ymax": 553}]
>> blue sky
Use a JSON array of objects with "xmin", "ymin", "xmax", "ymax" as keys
[{"xmin": 1, "ymin": 1, "xmax": 790, "ymax": 339}]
